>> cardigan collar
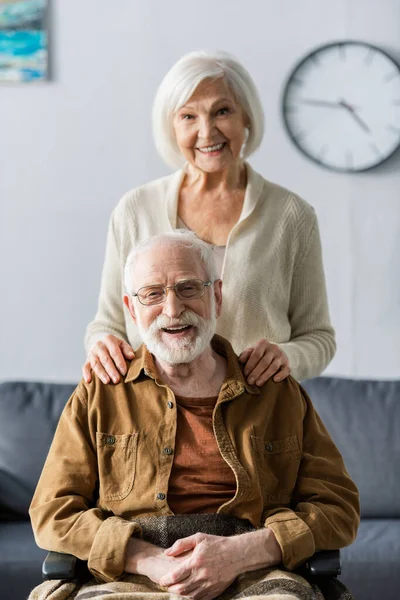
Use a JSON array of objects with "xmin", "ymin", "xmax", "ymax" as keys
[{"xmin": 166, "ymin": 162, "xmax": 265, "ymax": 230}]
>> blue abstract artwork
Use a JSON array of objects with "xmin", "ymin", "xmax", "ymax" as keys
[{"xmin": 0, "ymin": 0, "xmax": 47, "ymax": 83}]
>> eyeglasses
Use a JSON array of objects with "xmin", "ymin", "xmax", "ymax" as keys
[{"xmin": 132, "ymin": 279, "xmax": 213, "ymax": 306}]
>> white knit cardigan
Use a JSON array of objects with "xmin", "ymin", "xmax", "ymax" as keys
[{"xmin": 85, "ymin": 164, "xmax": 336, "ymax": 381}]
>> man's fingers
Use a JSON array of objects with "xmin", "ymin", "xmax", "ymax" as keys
[
  {"xmin": 165, "ymin": 536, "xmax": 196, "ymax": 556},
  {"xmin": 159, "ymin": 563, "xmax": 191, "ymax": 587},
  {"xmin": 196, "ymin": 592, "xmax": 213, "ymax": 600},
  {"xmin": 167, "ymin": 579, "xmax": 199, "ymax": 598}
]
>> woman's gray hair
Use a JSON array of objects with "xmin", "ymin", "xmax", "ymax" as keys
[
  {"xmin": 152, "ymin": 50, "xmax": 265, "ymax": 170},
  {"xmin": 124, "ymin": 230, "xmax": 219, "ymax": 295}
]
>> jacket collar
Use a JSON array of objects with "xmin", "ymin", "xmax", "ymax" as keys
[{"xmin": 124, "ymin": 334, "xmax": 261, "ymax": 396}]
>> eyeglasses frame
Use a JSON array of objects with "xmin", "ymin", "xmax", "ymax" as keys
[{"xmin": 132, "ymin": 279, "xmax": 214, "ymax": 306}]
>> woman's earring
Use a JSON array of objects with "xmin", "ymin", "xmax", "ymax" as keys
[{"xmin": 241, "ymin": 127, "xmax": 250, "ymax": 158}]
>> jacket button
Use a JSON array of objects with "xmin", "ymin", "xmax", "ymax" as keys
[
  {"xmin": 167, "ymin": 401, "xmax": 174, "ymax": 409},
  {"xmin": 157, "ymin": 492, "xmax": 166, "ymax": 501},
  {"xmin": 106, "ymin": 436, "xmax": 116, "ymax": 446},
  {"xmin": 163, "ymin": 447, "xmax": 173, "ymax": 455},
  {"xmin": 265, "ymin": 443, "xmax": 273, "ymax": 452}
]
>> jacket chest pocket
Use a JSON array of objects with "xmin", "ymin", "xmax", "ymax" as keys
[
  {"xmin": 251, "ymin": 435, "xmax": 301, "ymax": 503},
  {"xmin": 96, "ymin": 432, "xmax": 139, "ymax": 502}
]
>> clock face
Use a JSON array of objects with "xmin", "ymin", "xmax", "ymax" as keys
[{"xmin": 282, "ymin": 41, "xmax": 400, "ymax": 172}]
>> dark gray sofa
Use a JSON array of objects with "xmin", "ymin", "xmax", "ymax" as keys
[
  {"xmin": 302, "ymin": 378, "xmax": 400, "ymax": 598},
  {"xmin": 0, "ymin": 377, "xmax": 399, "ymax": 600}
]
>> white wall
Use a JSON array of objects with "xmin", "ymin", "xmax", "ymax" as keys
[{"xmin": 1, "ymin": 0, "xmax": 399, "ymax": 383}]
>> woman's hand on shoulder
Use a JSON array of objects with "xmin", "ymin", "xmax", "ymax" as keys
[
  {"xmin": 82, "ymin": 335, "xmax": 135, "ymax": 384},
  {"xmin": 239, "ymin": 339, "xmax": 290, "ymax": 386}
]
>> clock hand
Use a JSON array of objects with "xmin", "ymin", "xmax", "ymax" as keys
[
  {"xmin": 349, "ymin": 111, "xmax": 371, "ymax": 133},
  {"xmin": 300, "ymin": 99, "xmax": 342, "ymax": 108},
  {"xmin": 338, "ymin": 99, "xmax": 371, "ymax": 133}
]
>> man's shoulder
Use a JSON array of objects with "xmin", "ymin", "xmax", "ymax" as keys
[
  {"xmin": 71, "ymin": 375, "xmax": 120, "ymax": 408},
  {"xmin": 72, "ymin": 349, "xmax": 148, "ymax": 408},
  {"xmin": 258, "ymin": 374, "xmax": 308, "ymax": 416}
]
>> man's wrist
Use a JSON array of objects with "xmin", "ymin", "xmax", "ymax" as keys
[
  {"xmin": 125, "ymin": 537, "xmax": 162, "ymax": 575},
  {"xmin": 231, "ymin": 528, "xmax": 283, "ymax": 574}
]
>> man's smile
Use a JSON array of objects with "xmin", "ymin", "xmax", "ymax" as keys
[{"xmin": 161, "ymin": 324, "xmax": 193, "ymax": 335}]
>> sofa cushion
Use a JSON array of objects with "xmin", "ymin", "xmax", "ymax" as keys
[
  {"xmin": 302, "ymin": 377, "xmax": 400, "ymax": 518},
  {"xmin": 0, "ymin": 521, "xmax": 47, "ymax": 600},
  {"xmin": 0, "ymin": 381, "xmax": 75, "ymax": 516},
  {"xmin": 340, "ymin": 519, "xmax": 400, "ymax": 600}
]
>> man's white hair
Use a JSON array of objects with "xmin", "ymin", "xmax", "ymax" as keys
[
  {"xmin": 152, "ymin": 50, "xmax": 265, "ymax": 170},
  {"xmin": 124, "ymin": 230, "xmax": 219, "ymax": 295}
]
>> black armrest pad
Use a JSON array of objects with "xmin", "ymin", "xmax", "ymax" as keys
[
  {"xmin": 42, "ymin": 548, "xmax": 341, "ymax": 581},
  {"xmin": 42, "ymin": 551, "xmax": 77, "ymax": 580},
  {"xmin": 305, "ymin": 549, "xmax": 341, "ymax": 577}
]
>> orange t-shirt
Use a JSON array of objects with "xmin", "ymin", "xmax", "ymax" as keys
[{"xmin": 167, "ymin": 395, "xmax": 236, "ymax": 514}]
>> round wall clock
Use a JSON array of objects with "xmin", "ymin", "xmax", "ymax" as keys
[{"xmin": 282, "ymin": 41, "xmax": 400, "ymax": 172}]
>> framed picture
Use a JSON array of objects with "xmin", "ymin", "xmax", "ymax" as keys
[{"xmin": 0, "ymin": 0, "xmax": 48, "ymax": 83}]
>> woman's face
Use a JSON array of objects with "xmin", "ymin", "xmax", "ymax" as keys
[{"xmin": 173, "ymin": 78, "xmax": 248, "ymax": 173}]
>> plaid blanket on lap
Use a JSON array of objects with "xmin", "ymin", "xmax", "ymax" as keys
[{"xmin": 29, "ymin": 514, "xmax": 353, "ymax": 600}]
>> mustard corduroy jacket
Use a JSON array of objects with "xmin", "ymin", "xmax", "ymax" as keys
[{"xmin": 29, "ymin": 336, "xmax": 359, "ymax": 582}]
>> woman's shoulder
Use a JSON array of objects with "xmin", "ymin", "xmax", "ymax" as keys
[
  {"xmin": 251, "ymin": 167, "xmax": 316, "ymax": 223},
  {"xmin": 115, "ymin": 170, "xmax": 182, "ymax": 214},
  {"xmin": 266, "ymin": 179, "xmax": 315, "ymax": 221}
]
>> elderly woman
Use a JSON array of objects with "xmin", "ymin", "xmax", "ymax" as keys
[{"xmin": 83, "ymin": 50, "xmax": 335, "ymax": 386}]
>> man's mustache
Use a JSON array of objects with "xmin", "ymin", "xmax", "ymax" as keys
[{"xmin": 148, "ymin": 310, "xmax": 203, "ymax": 333}]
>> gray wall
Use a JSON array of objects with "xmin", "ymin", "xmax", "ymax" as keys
[{"xmin": 1, "ymin": 0, "xmax": 399, "ymax": 383}]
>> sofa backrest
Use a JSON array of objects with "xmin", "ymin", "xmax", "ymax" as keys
[
  {"xmin": 302, "ymin": 376, "xmax": 400, "ymax": 519},
  {"xmin": 0, "ymin": 381, "xmax": 74, "ymax": 517},
  {"xmin": 1, "ymin": 377, "xmax": 399, "ymax": 520}
]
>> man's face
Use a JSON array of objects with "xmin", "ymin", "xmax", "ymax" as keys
[{"xmin": 124, "ymin": 243, "xmax": 222, "ymax": 365}]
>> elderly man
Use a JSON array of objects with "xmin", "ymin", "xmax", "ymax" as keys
[{"xmin": 29, "ymin": 232, "xmax": 359, "ymax": 600}]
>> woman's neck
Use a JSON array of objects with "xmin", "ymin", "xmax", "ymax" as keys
[
  {"xmin": 184, "ymin": 161, "xmax": 247, "ymax": 193},
  {"xmin": 177, "ymin": 161, "xmax": 248, "ymax": 245}
]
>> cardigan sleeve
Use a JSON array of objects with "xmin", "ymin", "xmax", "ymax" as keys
[
  {"xmin": 84, "ymin": 195, "xmax": 133, "ymax": 353},
  {"xmin": 277, "ymin": 210, "xmax": 336, "ymax": 380}
]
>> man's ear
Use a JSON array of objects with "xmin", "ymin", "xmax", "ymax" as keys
[
  {"xmin": 123, "ymin": 295, "xmax": 137, "ymax": 323},
  {"xmin": 214, "ymin": 279, "xmax": 223, "ymax": 318}
]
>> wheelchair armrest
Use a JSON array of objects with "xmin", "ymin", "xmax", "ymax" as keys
[
  {"xmin": 42, "ymin": 548, "xmax": 341, "ymax": 582},
  {"xmin": 304, "ymin": 549, "xmax": 341, "ymax": 577},
  {"xmin": 42, "ymin": 551, "xmax": 78, "ymax": 580}
]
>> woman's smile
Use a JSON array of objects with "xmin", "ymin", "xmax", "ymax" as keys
[{"xmin": 197, "ymin": 142, "xmax": 226, "ymax": 155}]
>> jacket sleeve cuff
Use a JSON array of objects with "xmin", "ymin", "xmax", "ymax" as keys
[
  {"xmin": 88, "ymin": 516, "xmax": 142, "ymax": 582},
  {"xmin": 264, "ymin": 510, "xmax": 315, "ymax": 570}
]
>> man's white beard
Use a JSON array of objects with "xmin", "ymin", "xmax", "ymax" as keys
[{"xmin": 136, "ymin": 301, "xmax": 217, "ymax": 365}]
